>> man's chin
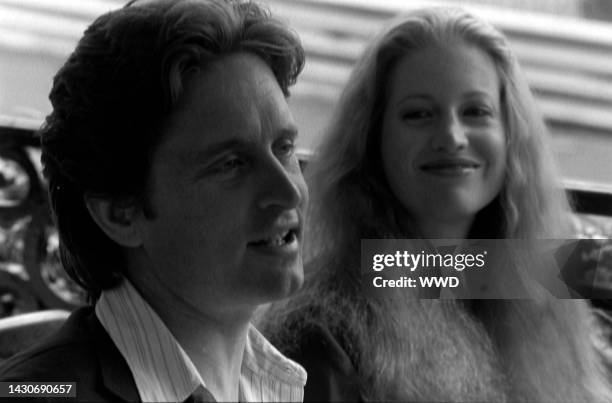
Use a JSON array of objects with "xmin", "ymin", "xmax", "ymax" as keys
[
  {"xmin": 286, "ymin": 268, "xmax": 305, "ymax": 295},
  {"xmin": 271, "ymin": 266, "xmax": 304, "ymax": 300},
  {"xmin": 249, "ymin": 263, "xmax": 304, "ymax": 303}
]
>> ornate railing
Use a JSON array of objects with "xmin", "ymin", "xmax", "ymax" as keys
[
  {"xmin": 0, "ymin": 125, "xmax": 86, "ymax": 318},
  {"xmin": 1, "ymin": 124, "xmax": 612, "ymax": 319}
]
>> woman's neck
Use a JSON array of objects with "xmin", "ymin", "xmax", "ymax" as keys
[
  {"xmin": 399, "ymin": 214, "xmax": 474, "ymax": 240},
  {"xmin": 417, "ymin": 220, "xmax": 472, "ymax": 239},
  {"xmin": 395, "ymin": 206, "xmax": 474, "ymax": 240}
]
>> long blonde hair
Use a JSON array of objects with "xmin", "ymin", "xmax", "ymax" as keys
[
  {"xmin": 265, "ymin": 7, "xmax": 611, "ymax": 402},
  {"xmin": 307, "ymin": 7, "xmax": 569, "ymax": 259}
]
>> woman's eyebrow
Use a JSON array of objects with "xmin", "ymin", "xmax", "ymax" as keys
[
  {"xmin": 395, "ymin": 94, "xmax": 433, "ymax": 107},
  {"xmin": 462, "ymin": 91, "xmax": 495, "ymax": 100}
]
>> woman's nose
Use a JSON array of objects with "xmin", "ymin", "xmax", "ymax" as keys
[{"xmin": 431, "ymin": 113, "xmax": 469, "ymax": 152}]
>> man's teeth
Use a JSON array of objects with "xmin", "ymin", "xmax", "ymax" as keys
[{"xmin": 259, "ymin": 230, "xmax": 292, "ymax": 246}]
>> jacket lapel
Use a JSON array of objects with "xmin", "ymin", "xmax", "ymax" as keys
[{"xmin": 85, "ymin": 308, "xmax": 141, "ymax": 402}]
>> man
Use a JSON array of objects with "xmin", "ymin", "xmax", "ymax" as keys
[{"xmin": 0, "ymin": 0, "xmax": 308, "ymax": 401}]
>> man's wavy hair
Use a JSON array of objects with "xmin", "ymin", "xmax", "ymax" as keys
[
  {"xmin": 306, "ymin": 7, "xmax": 571, "ymax": 265},
  {"xmin": 40, "ymin": 0, "xmax": 304, "ymax": 301}
]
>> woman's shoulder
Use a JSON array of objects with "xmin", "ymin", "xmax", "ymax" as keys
[{"xmin": 284, "ymin": 322, "xmax": 363, "ymax": 402}]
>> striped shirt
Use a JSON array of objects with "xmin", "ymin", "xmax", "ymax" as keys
[{"xmin": 95, "ymin": 279, "xmax": 306, "ymax": 402}]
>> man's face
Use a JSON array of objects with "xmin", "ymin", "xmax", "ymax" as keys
[{"xmin": 132, "ymin": 53, "xmax": 308, "ymax": 315}]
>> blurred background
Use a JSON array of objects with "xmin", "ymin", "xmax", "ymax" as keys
[{"xmin": 0, "ymin": 0, "xmax": 611, "ymax": 317}]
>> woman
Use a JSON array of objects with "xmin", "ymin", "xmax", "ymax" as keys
[{"xmin": 263, "ymin": 7, "xmax": 612, "ymax": 402}]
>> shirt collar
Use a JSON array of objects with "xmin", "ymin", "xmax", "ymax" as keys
[{"xmin": 95, "ymin": 278, "xmax": 305, "ymax": 402}]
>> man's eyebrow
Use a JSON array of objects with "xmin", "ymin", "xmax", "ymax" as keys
[
  {"xmin": 181, "ymin": 139, "xmax": 252, "ymax": 165},
  {"xmin": 181, "ymin": 125, "xmax": 299, "ymax": 163},
  {"xmin": 277, "ymin": 125, "xmax": 299, "ymax": 139}
]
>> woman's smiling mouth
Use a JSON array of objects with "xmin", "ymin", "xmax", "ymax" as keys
[{"xmin": 420, "ymin": 157, "xmax": 482, "ymax": 177}]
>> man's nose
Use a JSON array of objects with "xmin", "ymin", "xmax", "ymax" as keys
[
  {"xmin": 431, "ymin": 112, "xmax": 468, "ymax": 152},
  {"xmin": 257, "ymin": 159, "xmax": 304, "ymax": 210}
]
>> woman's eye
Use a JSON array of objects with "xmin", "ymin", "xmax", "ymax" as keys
[
  {"xmin": 464, "ymin": 106, "xmax": 493, "ymax": 117},
  {"xmin": 401, "ymin": 110, "xmax": 432, "ymax": 121}
]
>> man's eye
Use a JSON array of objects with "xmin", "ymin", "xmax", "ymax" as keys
[
  {"xmin": 274, "ymin": 139, "xmax": 296, "ymax": 159},
  {"xmin": 212, "ymin": 157, "xmax": 246, "ymax": 174}
]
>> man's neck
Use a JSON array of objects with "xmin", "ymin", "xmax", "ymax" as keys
[
  {"xmin": 175, "ymin": 317, "xmax": 249, "ymax": 402},
  {"xmin": 135, "ymin": 280, "xmax": 255, "ymax": 402}
]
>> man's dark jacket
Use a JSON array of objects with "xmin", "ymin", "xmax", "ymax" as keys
[{"xmin": 0, "ymin": 307, "xmax": 140, "ymax": 402}]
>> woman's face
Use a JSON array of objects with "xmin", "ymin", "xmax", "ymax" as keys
[{"xmin": 380, "ymin": 41, "xmax": 506, "ymax": 230}]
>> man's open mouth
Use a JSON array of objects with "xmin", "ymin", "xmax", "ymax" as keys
[{"xmin": 250, "ymin": 229, "xmax": 297, "ymax": 247}]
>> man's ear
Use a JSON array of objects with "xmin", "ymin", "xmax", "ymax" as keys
[{"xmin": 84, "ymin": 196, "xmax": 144, "ymax": 248}]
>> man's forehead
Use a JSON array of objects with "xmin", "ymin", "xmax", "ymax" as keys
[
  {"xmin": 181, "ymin": 53, "xmax": 282, "ymax": 107},
  {"xmin": 159, "ymin": 53, "xmax": 293, "ymax": 153}
]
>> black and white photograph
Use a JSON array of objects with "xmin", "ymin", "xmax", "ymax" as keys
[{"xmin": 0, "ymin": 0, "xmax": 611, "ymax": 401}]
